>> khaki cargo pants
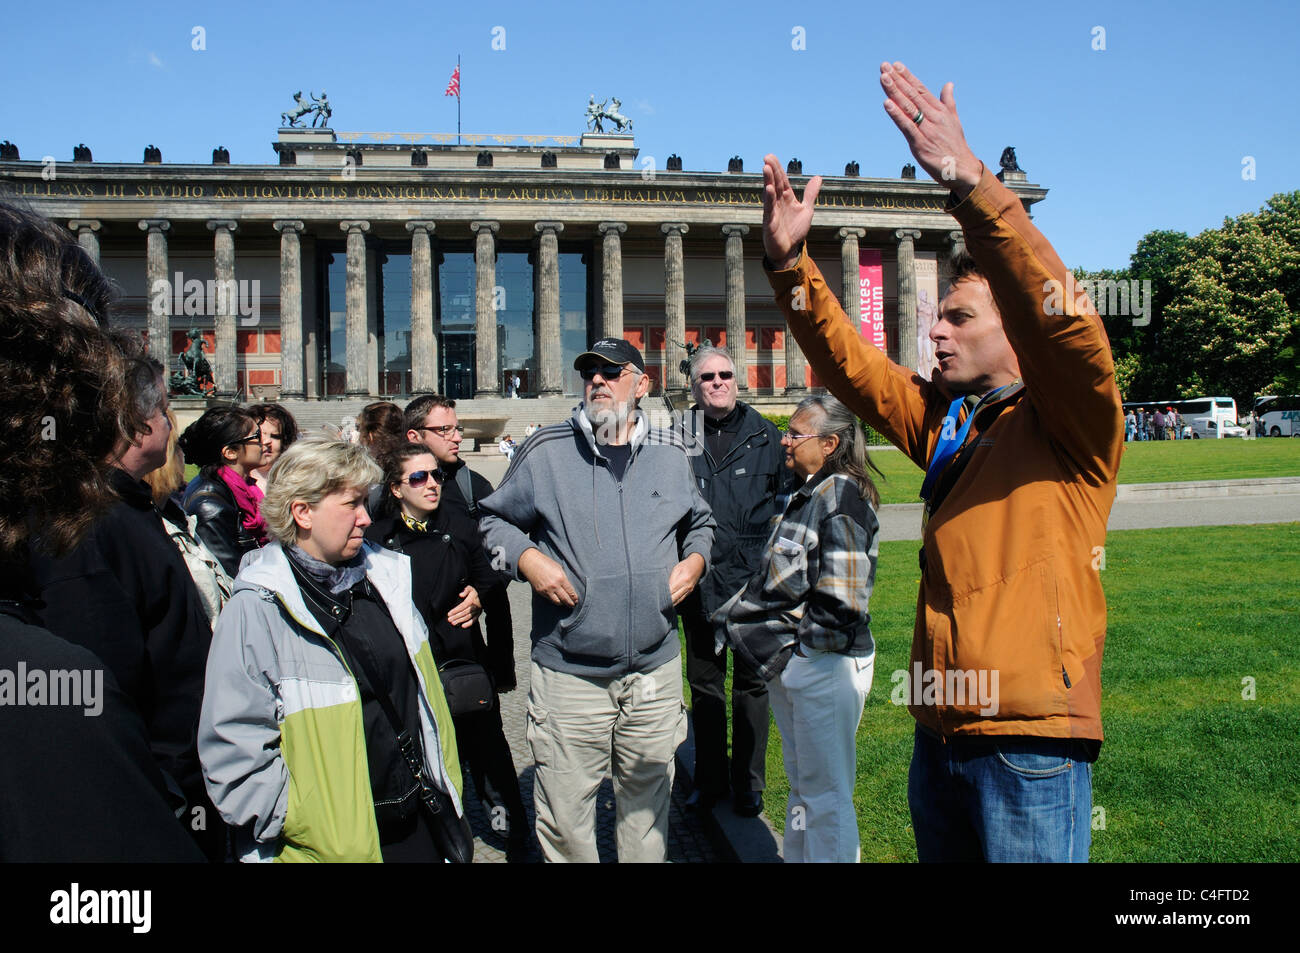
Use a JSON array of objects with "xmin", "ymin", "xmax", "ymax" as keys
[{"xmin": 526, "ymin": 656, "xmax": 687, "ymax": 863}]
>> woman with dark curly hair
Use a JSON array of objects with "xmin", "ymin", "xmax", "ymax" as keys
[
  {"xmin": 179, "ymin": 405, "xmax": 269, "ymax": 577},
  {"xmin": 247, "ymin": 401, "xmax": 299, "ymax": 493},
  {"xmin": 1, "ymin": 200, "xmax": 202, "ymax": 861}
]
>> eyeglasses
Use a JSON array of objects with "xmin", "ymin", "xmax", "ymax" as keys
[
  {"xmin": 227, "ymin": 433, "xmax": 263, "ymax": 447},
  {"xmin": 400, "ymin": 469, "xmax": 445, "ymax": 488},
  {"xmin": 579, "ymin": 363, "xmax": 629, "ymax": 382},
  {"xmin": 780, "ymin": 428, "xmax": 824, "ymax": 442},
  {"xmin": 697, "ymin": 370, "xmax": 735, "ymax": 383},
  {"xmin": 416, "ymin": 424, "xmax": 465, "ymax": 438}
]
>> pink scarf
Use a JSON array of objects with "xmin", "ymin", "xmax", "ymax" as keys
[{"xmin": 218, "ymin": 466, "xmax": 270, "ymax": 545}]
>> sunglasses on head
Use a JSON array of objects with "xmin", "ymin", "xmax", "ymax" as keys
[
  {"xmin": 401, "ymin": 469, "xmax": 445, "ymax": 488},
  {"xmin": 697, "ymin": 370, "xmax": 735, "ymax": 383},
  {"xmin": 579, "ymin": 363, "xmax": 628, "ymax": 382}
]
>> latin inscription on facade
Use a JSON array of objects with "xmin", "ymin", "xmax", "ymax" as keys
[{"xmin": 14, "ymin": 179, "xmax": 948, "ymax": 211}]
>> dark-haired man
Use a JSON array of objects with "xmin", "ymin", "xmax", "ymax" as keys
[
  {"xmin": 404, "ymin": 393, "xmax": 521, "ymax": 838},
  {"xmin": 760, "ymin": 62, "xmax": 1123, "ymax": 862}
]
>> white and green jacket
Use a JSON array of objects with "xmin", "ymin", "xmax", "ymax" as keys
[{"xmin": 198, "ymin": 541, "xmax": 463, "ymax": 863}]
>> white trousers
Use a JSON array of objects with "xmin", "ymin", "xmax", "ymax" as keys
[
  {"xmin": 526, "ymin": 657, "xmax": 686, "ymax": 863},
  {"xmin": 768, "ymin": 649, "xmax": 873, "ymax": 863}
]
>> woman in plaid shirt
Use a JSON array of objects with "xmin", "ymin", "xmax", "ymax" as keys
[{"xmin": 717, "ymin": 395, "xmax": 880, "ymax": 862}]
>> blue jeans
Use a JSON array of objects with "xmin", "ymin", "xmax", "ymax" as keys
[{"xmin": 908, "ymin": 726, "xmax": 1093, "ymax": 862}]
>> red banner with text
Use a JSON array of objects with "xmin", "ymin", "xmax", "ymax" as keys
[{"xmin": 859, "ymin": 248, "xmax": 885, "ymax": 349}]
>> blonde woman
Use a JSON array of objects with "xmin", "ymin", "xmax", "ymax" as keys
[{"xmin": 199, "ymin": 435, "xmax": 468, "ymax": 862}]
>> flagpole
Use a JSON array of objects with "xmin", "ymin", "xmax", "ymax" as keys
[{"xmin": 457, "ymin": 53, "xmax": 461, "ymax": 145}]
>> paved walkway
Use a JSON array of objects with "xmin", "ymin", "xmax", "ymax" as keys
[
  {"xmin": 463, "ymin": 578, "xmax": 720, "ymax": 863},
  {"xmin": 876, "ymin": 484, "xmax": 1300, "ymax": 542}
]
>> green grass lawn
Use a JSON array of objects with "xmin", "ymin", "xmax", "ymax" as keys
[
  {"xmin": 864, "ymin": 438, "xmax": 1300, "ymax": 505},
  {"xmin": 738, "ymin": 522, "xmax": 1300, "ymax": 861}
]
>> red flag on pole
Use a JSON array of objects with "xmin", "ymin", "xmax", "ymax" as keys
[{"xmin": 444, "ymin": 65, "xmax": 460, "ymax": 98}]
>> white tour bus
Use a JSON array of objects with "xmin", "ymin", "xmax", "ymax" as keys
[
  {"xmin": 1122, "ymin": 396, "xmax": 1240, "ymax": 438},
  {"xmin": 1255, "ymin": 395, "xmax": 1300, "ymax": 437}
]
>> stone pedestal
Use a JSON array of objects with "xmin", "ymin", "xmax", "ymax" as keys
[
  {"xmin": 580, "ymin": 133, "xmax": 634, "ymax": 149},
  {"xmin": 277, "ymin": 128, "xmax": 338, "ymax": 145}
]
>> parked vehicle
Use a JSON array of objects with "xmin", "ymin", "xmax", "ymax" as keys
[{"xmin": 1255, "ymin": 395, "xmax": 1300, "ymax": 437}]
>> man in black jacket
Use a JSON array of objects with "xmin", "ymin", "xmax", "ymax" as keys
[
  {"xmin": 679, "ymin": 345, "xmax": 798, "ymax": 817},
  {"xmin": 404, "ymin": 394, "xmax": 519, "ymax": 824},
  {"xmin": 29, "ymin": 354, "xmax": 225, "ymax": 860},
  {"xmin": 405, "ymin": 394, "xmax": 515, "ymax": 690}
]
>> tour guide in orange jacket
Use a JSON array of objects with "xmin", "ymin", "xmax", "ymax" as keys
[{"xmin": 760, "ymin": 62, "xmax": 1123, "ymax": 862}]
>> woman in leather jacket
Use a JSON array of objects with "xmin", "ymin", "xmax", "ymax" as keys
[{"xmin": 179, "ymin": 406, "xmax": 269, "ymax": 577}]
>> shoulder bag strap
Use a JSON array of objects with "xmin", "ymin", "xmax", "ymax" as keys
[{"xmin": 454, "ymin": 465, "xmax": 477, "ymax": 518}]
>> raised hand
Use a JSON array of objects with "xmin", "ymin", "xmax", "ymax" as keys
[
  {"xmin": 762, "ymin": 154, "xmax": 822, "ymax": 270},
  {"xmin": 879, "ymin": 61, "xmax": 981, "ymax": 200}
]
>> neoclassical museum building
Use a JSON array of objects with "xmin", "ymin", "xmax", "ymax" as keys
[{"xmin": 0, "ymin": 115, "xmax": 1045, "ymax": 425}]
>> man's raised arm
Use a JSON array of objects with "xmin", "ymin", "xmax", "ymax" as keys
[
  {"xmin": 762, "ymin": 156, "xmax": 934, "ymax": 466},
  {"xmin": 877, "ymin": 61, "xmax": 1123, "ymax": 480}
]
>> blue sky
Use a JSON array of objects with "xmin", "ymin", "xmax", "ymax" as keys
[{"xmin": 2, "ymin": 0, "xmax": 1295, "ymax": 269}]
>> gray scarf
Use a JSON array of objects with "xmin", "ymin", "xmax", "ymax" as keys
[{"xmin": 286, "ymin": 544, "xmax": 367, "ymax": 595}]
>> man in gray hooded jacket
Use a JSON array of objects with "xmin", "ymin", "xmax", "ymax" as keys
[{"xmin": 479, "ymin": 338, "xmax": 715, "ymax": 862}]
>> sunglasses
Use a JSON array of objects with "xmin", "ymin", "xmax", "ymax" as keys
[
  {"xmin": 697, "ymin": 370, "xmax": 735, "ymax": 383},
  {"xmin": 416, "ymin": 424, "xmax": 465, "ymax": 438},
  {"xmin": 226, "ymin": 433, "xmax": 263, "ymax": 447},
  {"xmin": 400, "ymin": 469, "xmax": 445, "ymax": 488},
  {"xmin": 579, "ymin": 363, "xmax": 628, "ymax": 382}
]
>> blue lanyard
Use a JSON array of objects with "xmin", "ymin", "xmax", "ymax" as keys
[
  {"xmin": 920, "ymin": 396, "xmax": 973, "ymax": 505},
  {"xmin": 919, "ymin": 382, "xmax": 1018, "ymax": 505}
]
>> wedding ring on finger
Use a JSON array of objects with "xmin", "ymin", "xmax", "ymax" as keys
[{"xmin": 912, "ymin": 108, "xmax": 924, "ymax": 125}]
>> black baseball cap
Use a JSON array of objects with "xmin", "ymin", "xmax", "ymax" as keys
[{"xmin": 573, "ymin": 338, "xmax": 646, "ymax": 373}]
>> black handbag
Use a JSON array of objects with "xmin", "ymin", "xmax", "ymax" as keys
[{"xmin": 438, "ymin": 658, "xmax": 497, "ymax": 716}]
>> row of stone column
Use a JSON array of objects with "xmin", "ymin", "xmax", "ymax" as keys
[{"xmin": 65, "ymin": 217, "xmax": 964, "ymax": 401}]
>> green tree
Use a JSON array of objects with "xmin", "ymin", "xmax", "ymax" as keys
[
  {"xmin": 1160, "ymin": 195, "xmax": 1300, "ymax": 406},
  {"xmin": 1127, "ymin": 229, "xmax": 1190, "ymax": 399}
]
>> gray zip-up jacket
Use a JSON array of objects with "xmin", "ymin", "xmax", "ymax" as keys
[{"xmin": 479, "ymin": 405, "xmax": 716, "ymax": 678}]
